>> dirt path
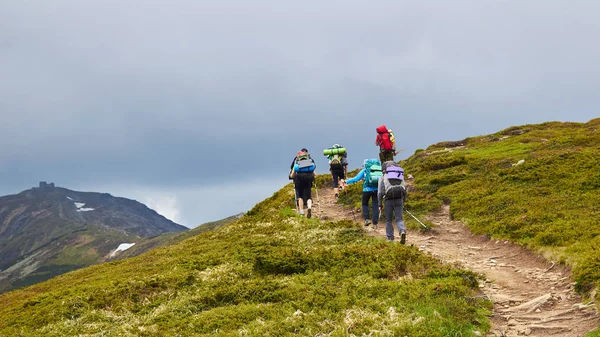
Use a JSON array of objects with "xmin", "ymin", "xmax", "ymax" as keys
[{"xmin": 312, "ymin": 186, "xmax": 599, "ymax": 337}]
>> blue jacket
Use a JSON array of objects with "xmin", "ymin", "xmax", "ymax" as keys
[{"xmin": 346, "ymin": 169, "xmax": 378, "ymax": 192}]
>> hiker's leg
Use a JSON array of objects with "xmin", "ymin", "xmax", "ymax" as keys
[
  {"xmin": 332, "ymin": 171, "xmax": 340, "ymax": 197},
  {"xmin": 294, "ymin": 184, "xmax": 302, "ymax": 212},
  {"xmin": 361, "ymin": 192, "xmax": 371, "ymax": 220},
  {"xmin": 394, "ymin": 198, "xmax": 406, "ymax": 233},
  {"xmin": 379, "ymin": 152, "xmax": 385, "ymax": 163},
  {"xmin": 384, "ymin": 199, "xmax": 394, "ymax": 240},
  {"xmin": 303, "ymin": 183, "xmax": 312, "ymax": 208},
  {"xmin": 371, "ymin": 192, "xmax": 380, "ymax": 225},
  {"xmin": 394, "ymin": 198, "xmax": 406, "ymax": 244},
  {"xmin": 304, "ymin": 182, "xmax": 314, "ymax": 218},
  {"xmin": 297, "ymin": 181, "xmax": 309, "ymax": 214}
]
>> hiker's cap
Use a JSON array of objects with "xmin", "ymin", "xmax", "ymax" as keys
[
  {"xmin": 301, "ymin": 148, "xmax": 308, "ymax": 152},
  {"xmin": 333, "ymin": 144, "xmax": 340, "ymax": 147}
]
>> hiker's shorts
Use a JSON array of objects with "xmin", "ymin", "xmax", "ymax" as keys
[
  {"xmin": 294, "ymin": 180, "xmax": 312, "ymax": 201},
  {"xmin": 379, "ymin": 150, "xmax": 394, "ymax": 163}
]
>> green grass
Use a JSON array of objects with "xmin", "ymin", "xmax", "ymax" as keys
[
  {"xmin": 0, "ymin": 182, "xmax": 491, "ymax": 336},
  {"xmin": 393, "ymin": 118, "xmax": 600, "ymax": 305},
  {"xmin": 585, "ymin": 329, "xmax": 600, "ymax": 337}
]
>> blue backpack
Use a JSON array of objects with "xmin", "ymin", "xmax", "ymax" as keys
[
  {"xmin": 294, "ymin": 159, "xmax": 315, "ymax": 173},
  {"xmin": 364, "ymin": 159, "xmax": 382, "ymax": 188},
  {"xmin": 294, "ymin": 152, "xmax": 315, "ymax": 173}
]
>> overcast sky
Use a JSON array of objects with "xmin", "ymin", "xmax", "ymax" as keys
[{"xmin": 1, "ymin": 1, "xmax": 598, "ymax": 227}]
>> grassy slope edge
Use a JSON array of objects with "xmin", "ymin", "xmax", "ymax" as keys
[
  {"xmin": 0, "ymin": 177, "xmax": 491, "ymax": 336},
  {"xmin": 396, "ymin": 119, "xmax": 599, "ymax": 304}
]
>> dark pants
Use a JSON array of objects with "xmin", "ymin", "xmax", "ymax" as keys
[
  {"xmin": 362, "ymin": 191, "xmax": 379, "ymax": 224},
  {"xmin": 379, "ymin": 150, "xmax": 394, "ymax": 163},
  {"xmin": 331, "ymin": 169, "xmax": 345, "ymax": 188},
  {"xmin": 384, "ymin": 198, "xmax": 405, "ymax": 241}
]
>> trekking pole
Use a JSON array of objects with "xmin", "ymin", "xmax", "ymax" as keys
[
  {"xmin": 404, "ymin": 209, "xmax": 429, "ymax": 230},
  {"xmin": 349, "ymin": 204, "xmax": 357, "ymax": 222},
  {"xmin": 314, "ymin": 181, "xmax": 321, "ymax": 215}
]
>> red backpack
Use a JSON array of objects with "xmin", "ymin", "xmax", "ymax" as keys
[{"xmin": 376, "ymin": 125, "xmax": 393, "ymax": 151}]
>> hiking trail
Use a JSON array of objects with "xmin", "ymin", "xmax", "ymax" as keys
[{"xmin": 312, "ymin": 185, "xmax": 600, "ymax": 337}]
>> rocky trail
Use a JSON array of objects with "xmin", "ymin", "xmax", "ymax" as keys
[{"xmin": 311, "ymin": 185, "xmax": 599, "ymax": 337}]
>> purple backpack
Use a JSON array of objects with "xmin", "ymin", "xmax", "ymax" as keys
[
  {"xmin": 384, "ymin": 165, "xmax": 404, "ymax": 181},
  {"xmin": 383, "ymin": 162, "xmax": 406, "ymax": 200}
]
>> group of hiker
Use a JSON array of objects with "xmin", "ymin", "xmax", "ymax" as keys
[{"xmin": 288, "ymin": 125, "xmax": 407, "ymax": 244}]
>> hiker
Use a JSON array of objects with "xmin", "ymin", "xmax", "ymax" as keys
[
  {"xmin": 375, "ymin": 125, "xmax": 396, "ymax": 163},
  {"xmin": 323, "ymin": 144, "xmax": 348, "ymax": 199},
  {"xmin": 345, "ymin": 159, "xmax": 382, "ymax": 228},
  {"xmin": 289, "ymin": 149, "xmax": 316, "ymax": 218},
  {"xmin": 378, "ymin": 161, "xmax": 407, "ymax": 244}
]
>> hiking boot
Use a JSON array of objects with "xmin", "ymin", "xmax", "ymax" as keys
[
  {"xmin": 334, "ymin": 193, "xmax": 338, "ymax": 199},
  {"xmin": 364, "ymin": 219, "xmax": 371, "ymax": 226},
  {"xmin": 299, "ymin": 210, "xmax": 305, "ymax": 216},
  {"xmin": 307, "ymin": 208, "xmax": 312, "ymax": 219},
  {"xmin": 400, "ymin": 232, "xmax": 406, "ymax": 245}
]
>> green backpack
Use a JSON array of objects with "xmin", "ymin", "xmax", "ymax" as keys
[{"xmin": 364, "ymin": 159, "xmax": 382, "ymax": 188}]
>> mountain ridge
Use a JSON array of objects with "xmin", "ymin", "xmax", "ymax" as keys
[{"xmin": 0, "ymin": 183, "xmax": 188, "ymax": 293}]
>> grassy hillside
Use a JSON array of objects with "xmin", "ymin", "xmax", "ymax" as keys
[
  {"xmin": 393, "ymin": 119, "xmax": 600, "ymax": 303},
  {"xmin": 0, "ymin": 177, "xmax": 490, "ymax": 336},
  {"xmin": 112, "ymin": 214, "xmax": 241, "ymax": 260}
]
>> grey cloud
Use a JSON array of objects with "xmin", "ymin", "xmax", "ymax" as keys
[{"xmin": 1, "ymin": 0, "xmax": 599, "ymax": 224}]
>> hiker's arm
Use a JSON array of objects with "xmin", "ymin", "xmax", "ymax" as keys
[
  {"xmin": 342, "ymin": 158, "xmax": 349, "ymax": 175},
  {"xmin": 377, "ymin": 178, "xmax": 384, "ymax": 205},
  {"xmin": 345, "ymin": 169, "xmax": 364, "ymax": 185}
]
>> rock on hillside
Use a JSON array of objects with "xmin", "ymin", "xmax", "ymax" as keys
[{"xmin": 0, "ymin": 182, "xmax": 188, "ymax": 293}]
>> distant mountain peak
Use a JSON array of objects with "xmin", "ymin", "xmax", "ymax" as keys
[{"xmin": 0, "ymin": 185, "xmax": 188, "ymax": 293}]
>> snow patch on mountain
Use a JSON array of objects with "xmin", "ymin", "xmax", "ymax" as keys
[
  {"xmin": 74, "ymin": 202, "xmax": 95, "ymax": 212},
  {"xmin": 110, "ymin": 243, "xmax": 136, "ymax": 257}
]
